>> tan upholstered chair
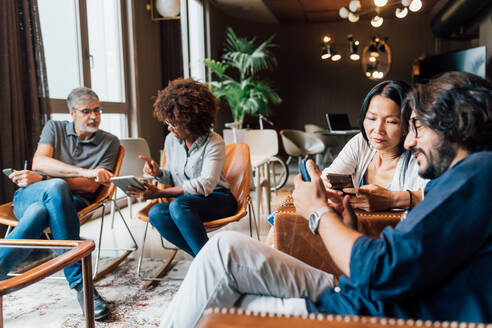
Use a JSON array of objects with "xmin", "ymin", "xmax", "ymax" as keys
[
  {"xmin": 136, "ymin": 143, "xmax": 257, "ymax": 288},
  {"xmin": 195, "ymin": 201, "xmax": 481, "ymax": 328},
  {"xmin": 272, "ymin": 196, "xmax": 402, "ymax": 277},
  {"xmin": 0, "ymin": 146, "xmax": 136, "ymax": 281}
]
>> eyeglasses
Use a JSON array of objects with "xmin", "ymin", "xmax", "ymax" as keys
[
  {"xmin": 165, "ymin": 120, "xmax": 175, "ymax": 129},
  {"xmin": 73, "ymin": 107, "xmax": 103, "ymax": 115},
  {"xmin": 409, "ymin": 117, "xmax": 423, "ymax": 138}
]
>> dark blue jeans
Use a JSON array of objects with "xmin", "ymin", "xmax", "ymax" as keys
[
  {"xmin": 148, "ymin": 189, "xmax": 237, "ymax": 257},
  {"xmin": 0, "ymin": 179, "xmax": 87, "ymax": 288}
]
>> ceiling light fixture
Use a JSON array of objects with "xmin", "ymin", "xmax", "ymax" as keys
[
  {"xmin": 350, "ymin": 54, "xmax": 361, "ymax": 61},
  {"xmin": 321, "ymin": 47, "xmax": 332, "ymax": 60},
  {"xmin": 339, "ymin": 0, "xmax": 420, "ymax": 27},
  {"xmin": 339, "ymin": 7, "xmax": 349, "ymax": 19},
  {"xmin": 349, "ymin": 0, "xmax": 361, "ymax": 12},
  {"xmin": 319, "ymin": 34, "xmax": 391, "ymax": 80},
  {"xmin": 331, "ymin": 53, "xmax": 342, "ymax": 62},
  {"xmin": 348, "ymin": 12, "xmax": 360, "ymax": 23},
  {"xmin": 374, "ymin": 0, "xmax": 388, "ymax": 7},
  {"xmin": 348, "ymin": 35, "xmax": 360, "ymax": 61},
  {"xmin": 146, "ymin": 0, "xmax": 180, "ymax": 21},
  {"xmin": 395, "ymin": 7, "xmax": 408, "ymax": 18},
  {"xmin": 409, "ymin": 0, "xmax": 422, "ymax": 12},
  {"xmin": 320, "ymin": 34, "xmax": 361, "ymax": 63},
  {"xmin": 320, "ymin": 35, "xmax": 332, "ymax": 60},
  {"xmin": 371, "ymin": 15, "xmax": 384, "ymax": 27}
]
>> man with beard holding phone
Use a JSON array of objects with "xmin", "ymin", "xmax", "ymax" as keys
[
  {"xmin": 0, "ymin": 87, "xmax": 119, "ymax": 320},
  {"xmin": 158, "ymin": 72, "xmax": 492, "ymax": 327}
]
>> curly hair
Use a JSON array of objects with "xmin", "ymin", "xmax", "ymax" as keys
[
  {"xmin": 403, "ymin": 71, "xmax": 492, "ymax": 153},
  {"xmin": 153, "ymin": 78, "xmax": 218, "ymax": 140}
]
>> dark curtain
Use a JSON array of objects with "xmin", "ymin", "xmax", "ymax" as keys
[
  {"xmin": 0, "ymin": 0, "xmax": 50, "ymax": 203},
  {"xmin": 160, "ymin": 20, "xmax": 184, "ymax": 86}
]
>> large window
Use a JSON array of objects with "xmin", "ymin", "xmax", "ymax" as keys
[
  {"xmin": 38, "ymin": 0, "xmax": 81, "ymax": 99},
  {"xmin": 181, "ymin": 0, "xmax": 209, "ymax": 82},
  {"xmin": 38, "ymin": 0, "xmax": 128, "ymax": 138}
]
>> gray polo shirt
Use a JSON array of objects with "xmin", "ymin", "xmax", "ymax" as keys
[{"xmin": 39, "ymin": 120, "xmax": 120, "ymax": 172}]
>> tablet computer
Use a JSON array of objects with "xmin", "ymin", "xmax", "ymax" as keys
[{"xmin": 110, "ymin": 175, "xmax": 146, "ymax": 193}]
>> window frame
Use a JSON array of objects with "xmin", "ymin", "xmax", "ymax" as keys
[
  {"xmin": 181, "ymin": 0, "xmax": 211, "ymax": 82},
  {"xmin": 48, "ymin": 0, "xmax": 131, "ymax": 116}
]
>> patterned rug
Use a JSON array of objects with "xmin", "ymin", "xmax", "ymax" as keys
[{"xmin": 3, "ymin": 257, "xmax": 190, "ymax": 327}]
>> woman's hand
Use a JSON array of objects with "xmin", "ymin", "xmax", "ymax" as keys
[
  {"xmin": 139, "ymin": 155, "xmax": 162, "ymax": 177},
  {"xmin": 127, "ymin": 181, "xmax": 164, "ymax": 200},
  {"xmin": 321, "ymin": 176, "xmax": 346, "ymax": 195},
  {"xmin": 343, "ymin": 184, "xmax": 395, "ymax": 212},
  {"xmin": 9, "ymin": 170, "xmax": 43, "ymax": 187}
]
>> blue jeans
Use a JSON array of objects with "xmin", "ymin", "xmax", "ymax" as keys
[
  {"xmin": 0, "ymin": 179, "xmax": 87, "ymax": 289},
  {"xmin": 148, "ymin": 189, "xmax": 237, "ymax": 257}
]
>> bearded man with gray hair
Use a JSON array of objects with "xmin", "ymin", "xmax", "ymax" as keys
[{"xmin": 0, "ymin": 87, "xmax": 120, "ymax": 320}]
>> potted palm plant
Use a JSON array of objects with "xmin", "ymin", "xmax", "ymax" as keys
[{"xmin": 204, "ymin": 27, "xmax": 281, "ymax": 129}]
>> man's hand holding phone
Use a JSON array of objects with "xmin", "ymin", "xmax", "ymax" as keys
[
  {"xmin": 299, "ymin": 159, "xmax": 312, "ymax": 182},
  {"xmin": 2, "ymin": 168, "xmax": 13, "ymax": 177},
  {"xmin": 293, "ymin": 159, "xmax": 329, "ymax": 218},
  {"xmin": 4, "ymin": 169, "xmax": 43, "ymax": 187},
  {"xmin": 294, "ymin": 160, "xmax": 357, "ymax": 230}
]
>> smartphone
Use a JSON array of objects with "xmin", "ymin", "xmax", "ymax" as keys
[
  {"xmin": 2, "ymin": 168, "xmax": 13, "ymax": 177},
  {"xmin": 299, "ymin": 159, "xmax": 311, "ymax": 182},
  {"xmin": 324, "ymin": 173, "xmax": 354, "ymax": 190}
]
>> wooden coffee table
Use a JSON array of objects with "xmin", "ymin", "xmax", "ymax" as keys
[{"xmin": 0, "ymin": 239, "xmax": 95, "ymax": 328}]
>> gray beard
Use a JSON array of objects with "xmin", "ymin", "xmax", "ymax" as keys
[{"xmin": 76, "ymin": 121, "xmax": 99, "ymax": 134}]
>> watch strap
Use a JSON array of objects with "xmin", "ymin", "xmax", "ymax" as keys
[
  {"xmin": 309, "ymin": 206, "xmax": 333, "ymax": 234},
  {"xmin": 314, "ymin": 206, "xmax": 332, "ymax": 218}
]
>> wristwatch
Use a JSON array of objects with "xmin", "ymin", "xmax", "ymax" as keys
[{"xmin": 309, "ymin": 206, "xmax": 333, "ymax": 235}]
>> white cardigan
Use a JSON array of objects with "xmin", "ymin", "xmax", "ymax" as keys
[{"xmin": 322, "ymin": 133, "xmax": 427, "ymax": 191}]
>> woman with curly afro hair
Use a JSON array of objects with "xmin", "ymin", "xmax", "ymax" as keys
[{"xmin": 128, "ymin": 78, "xmax": 237, "ymax": 256}]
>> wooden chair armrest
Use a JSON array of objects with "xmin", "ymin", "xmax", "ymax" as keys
[{"xmin": 197, "ymin": 308, "xmax": 479, "ymax": 328}]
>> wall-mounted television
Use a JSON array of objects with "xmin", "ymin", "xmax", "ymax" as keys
[{"xmin": 413, "ymin": 45, "xmax": 486, "ymax": 84}]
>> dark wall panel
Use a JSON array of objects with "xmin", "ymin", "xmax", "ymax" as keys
[
  {"xmin": 210, "ymin": 14, "xmax": 436, "ymax": 132},
  {"xmin": 131, "ymin": 1, "xmax": 166, "ymax": 161}
]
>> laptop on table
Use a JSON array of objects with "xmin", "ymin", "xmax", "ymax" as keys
[{"xmin": 325, "ymin": 113, "xmax": 359, "ymax": 135}]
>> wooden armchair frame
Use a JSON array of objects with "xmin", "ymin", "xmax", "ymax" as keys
[
  {"xmin": 0, "ymin": 239, "xmax": 96, "ymax": 327},
  {"xmin": 197, "ymin": 307, "xmax": 489, "ymax": 328}
]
